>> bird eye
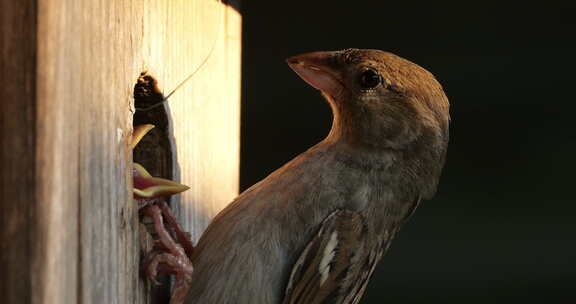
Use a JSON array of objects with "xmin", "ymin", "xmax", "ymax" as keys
[
  {"xmin": 360, "ymin": 70, "xmax": 382, "ymax": 89},
  {"xmin": 359, "ymin": 69, "xmax": 382, "ymax": 89}
]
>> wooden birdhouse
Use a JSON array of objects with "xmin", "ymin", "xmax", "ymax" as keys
[{"xmin": 0, "ymin": 1, "xmax": 241, "ymax": 303}]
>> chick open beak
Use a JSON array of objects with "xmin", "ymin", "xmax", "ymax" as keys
[{"xmin": 287, "ymin": 51, "xmax": 344, "ymax": 98}]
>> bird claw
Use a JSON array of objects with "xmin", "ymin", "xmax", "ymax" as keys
[
  {"xmin": 143, "ymin": 250, "xmax": 193, "ymax": 285},
  {"xmin": 143, "ymin": 253, "xmax": 161, "ymax": 286},
  {"xmin": 141, "ymin": 250, "xmax": 161, "ymax": 285},
  {"xmin": 140, "ymin": 203, "xmax": 194, "ymax": 304}
]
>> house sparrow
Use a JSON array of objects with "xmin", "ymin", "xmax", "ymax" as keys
[{"xmin": 186, "ymin": 49, "xmax": 449, "ymax": 303}]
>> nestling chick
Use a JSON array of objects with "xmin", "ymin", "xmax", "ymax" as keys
[{"xmin": 186, "ymin": 49, "xmax": 449, "ymax": 303}]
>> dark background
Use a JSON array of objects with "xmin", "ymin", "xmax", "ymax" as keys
[{"xmin": 240, "ymin": 2, "xmax": 575, "ymax": 303}]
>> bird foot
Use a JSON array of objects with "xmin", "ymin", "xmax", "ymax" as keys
[{"xmin": 140, "ymin": 203, "xmax": 194, "ymax": 304}]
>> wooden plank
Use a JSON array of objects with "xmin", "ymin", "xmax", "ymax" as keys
[
  {"xmin": 0, "ymin": 1, "xmax": 38, "ymax": 303},
  {"xmin": 0, "ymin": 1, "xmax": 240, "ymax": 303},
  {"xmin": 140, "ymin": 0, "xmax": 242, "ymax": 242},
  {"xmin": 36, "ymin": 1, "xmax": 143, "ymax": 303}
]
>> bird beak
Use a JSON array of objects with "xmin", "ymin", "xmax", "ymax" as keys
[{"xmin": 287, "ymin": 51, "xmax": 345, "ymax": 98}]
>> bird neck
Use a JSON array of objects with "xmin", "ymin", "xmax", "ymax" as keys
[{"xmin": 324, "ymin": 96, "xmax": 418, "ymax": 151}]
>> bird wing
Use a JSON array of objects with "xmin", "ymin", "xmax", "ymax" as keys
[{"xmin": 282, "ymin": 210, "xmax": 379, "ymax": 304}]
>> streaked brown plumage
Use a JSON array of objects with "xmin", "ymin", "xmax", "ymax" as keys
[{"xmin": 186, "ymin": 49, "xmax": 449, "ymax": 303}]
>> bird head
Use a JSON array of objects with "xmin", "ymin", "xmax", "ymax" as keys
[{"xmin": 287, "ymin": 49, "xmax": 449, "ymax": 151}]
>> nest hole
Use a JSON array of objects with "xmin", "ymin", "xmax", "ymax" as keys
[
  {"xmin": 133, "ymin": 72, "xmax": 173, "ymax": 183},
  {"xmin": 133, "ymin": 71, "xmax": 173, "ymax": 303}
]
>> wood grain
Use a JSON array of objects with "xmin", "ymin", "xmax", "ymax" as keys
[
  {"xmin": 0, "ymin": 1, "xmax": 240, "ymax": 303},
  {"xmin": 0, "ymin": 1, "xmax": 37, "ymax": 303}
]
